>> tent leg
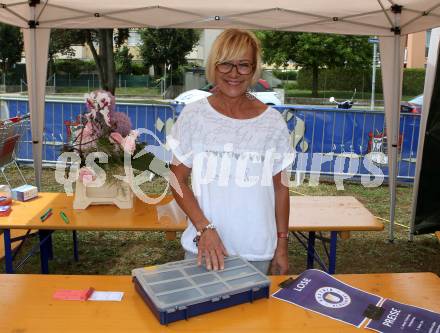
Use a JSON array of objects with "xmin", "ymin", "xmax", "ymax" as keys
[
  {"xmin": 379, "ymin": 30, "xmax": 405, "ymax": 243},
  {"xmin": 22, "ymin": 15, "xmax": 50, "ymax": 190}
]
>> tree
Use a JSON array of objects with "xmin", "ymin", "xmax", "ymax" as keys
[
  {"xmin": 49, "ymin": 29, "xmax": 84, "ymax": 77},
  {"xmin": 139, "ymin": 29, "xmax": 199, "ymax": 77},
  {"xmin": 0, "ymin": 23, "xmax": 23, "ymax": 75},
  {"xmin": 82, "ymin": 29, "xmax": 129, "ymax": 95},
  {"xmin": 48, "ymin": 29, "xmax": 129, "ymax": 95},
  {"xmin": 257, "ymin": 31, "xmax": 372, "ymax": 97},
  {"xmin": 115, "ymin": 46, "xmax": 134, "ymax": 74}
]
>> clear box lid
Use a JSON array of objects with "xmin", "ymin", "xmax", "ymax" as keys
[{"xmin": 132, "ymin": 256, "xmax": 270, "ymax": 312}]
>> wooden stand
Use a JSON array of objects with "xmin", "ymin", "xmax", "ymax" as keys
[{"xmin": 73, "ymin": 179, "xmax": 133, "ymax": 209}]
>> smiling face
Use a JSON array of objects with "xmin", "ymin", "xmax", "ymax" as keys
[
  {"xmin": 214, "ymin": 48, "xmax": 255, "ymax": 99},
  {"xmin": 206, "ymin": 29, "xmax": 262, "ymax": 91}
]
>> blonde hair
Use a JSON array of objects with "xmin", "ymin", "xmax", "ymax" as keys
[{"xmin": 206, "ymin": 29, "xmax": 262, "ymax": 86}]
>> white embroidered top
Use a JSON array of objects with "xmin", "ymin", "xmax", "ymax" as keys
[{"xmin": 168, "ymin": 98, "xmax": 294, "ymax": 261}]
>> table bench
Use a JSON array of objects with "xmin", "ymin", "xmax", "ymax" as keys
[
  {"xmin": 0, "ymin": 272, "xmax": 438, "ymax": 332},
  {"xmin": 0, "ymin": 193, "xmax": 383, "ymax": 274}
]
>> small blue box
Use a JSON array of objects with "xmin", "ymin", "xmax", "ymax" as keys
[{"xmin": 12, "ymin": 185, "xmax": 38, "ymax": 202}]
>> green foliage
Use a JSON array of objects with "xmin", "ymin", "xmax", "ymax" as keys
[
  {"xmin": 139, "ymin": 28, "xmax": 200, "ymax": 76},
  {"xmin": 0, "ymin": 23, "xmax": 23, "ymax": 74},
  {"xmin": 374, "ymin": 68, "xmax": 425, "ymax": 96},
  {"xmin": 48, "ymin": 29, "xmax": 86, "ymax": 76},
  {"xmin": 257, "ymin": 31, "xmax": 372, "ymax": 96},
  {"xmin": 282, "ymin": 81, "xmax": 299, "ymax": 90},
  {"xmin": 272, "ymin": 69, "xmax": 298, "ymax": 81},
  {"xmin": 48, "ymin": 29, "xmax": 130, "ymax": 94},
  {"xmin": 297, "ymin": 68, "xmax": 370, "ymax": 91},
  {"xmin": 131, "ymin": 62, "xmax": 149, "ymax": 75},
  {"xmin": 257, "ymin": 31, "xmax": 372, "ymax": 69},
  {"xmin": 114, "ymin": 29, "xmax": 130, "ymax": 48},
  {"xmin": 401, "ymin": 68, "xmax": 425, "ymax": 96},
  {"xmin": 54, "ymin": 59, "xmax": 96, "ymax": 77},
  {"xmin": 49, "ymin": 29, "xmax": 84, "ymax": 59},
  {"xmin": 80, "ymin": 60, "xmax": 97, "ymax": 73},
  {"xmin": 115, "ymin": 46, "xmax": 134, "ymax": 74},
  {"xmin": 2, "ymin": 63, "xmax": 26, "ymax": 85},
  {"xmin": 297, "ymin": 67, "xmax": 426, "ymax": 96}
]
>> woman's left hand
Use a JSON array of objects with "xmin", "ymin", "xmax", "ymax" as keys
[{"xmin": 270, "ymin": 239, "xmax": 289, "ymax": 275}]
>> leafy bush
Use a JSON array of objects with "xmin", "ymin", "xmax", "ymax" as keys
[
  {"xmin": 115, "ymin": 46, "xmax": 133, "ymax": 75},
  {"xmin": 297, "ymin": 67, "xmax": 425, "ymax": 96},
  {"xmin": 54, "ymin": 59, "xmax": 96, "ymax": 77},
  {"xmin": 3, "ymin": 63, "xmax": 26, "ymax": 85},
  {"xmin": 402, "ymin": 68, "xmax": 425, "ymax": 96},
  {"xmin": 297, "ymin": 68, "xmax": 370, "ymax": 91},
  {"xmin": 272, "ymin": 69, "xmax": 298, "ymax": 81},
  {"xmin": 80, "ymin": 60, "xmax": 96, "ymax": 73},
  {"xmin": 282, "ymin": 81, "xmax": 299, "ymax": 90},
  {"xmin": 131, "ymin": 62, "xmax": 149, "ymax": 75}
]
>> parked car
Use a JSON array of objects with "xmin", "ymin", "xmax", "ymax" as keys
[
  {"xmin": 174, "ymin": 79, "xmax": 282, "ymax": 105},
  {"xmin": 401, "ymin": 94, "xmax": 423, "ymax": 114}
]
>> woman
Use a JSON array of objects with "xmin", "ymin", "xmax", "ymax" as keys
[{"xmin": 168, "ymin": 29, "xmax": 293, "ymax": 274}]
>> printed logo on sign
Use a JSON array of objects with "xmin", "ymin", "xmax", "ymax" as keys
[{"xmin": 315, "ymin": 287, "xmax": 351, "ymax": 308}]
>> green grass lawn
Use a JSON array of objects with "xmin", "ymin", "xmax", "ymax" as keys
[{"xmin": 0, "ymin": 166, "xmax": 438, "ymax": 276}]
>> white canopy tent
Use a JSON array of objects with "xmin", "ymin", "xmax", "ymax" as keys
[{"xmin": 1, "ymin": 0, "xmax": 440, "ymax": 240}]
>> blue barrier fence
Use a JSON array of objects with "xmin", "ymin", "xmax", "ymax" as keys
[
  {"xmin": 2, "ymin": 98, "xmax": 420, "ymax": 181},
  {"xmin": 273, "ymin": 105, "xmax": 419, "ymax": 181},
  {"xmin": 3, "ymin": 98, "xmax": 175, "ymax": 164}
]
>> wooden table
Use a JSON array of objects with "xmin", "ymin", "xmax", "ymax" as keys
[
  {"xmin": 289, "ymin": 196, "xmax": 384, "ymax": 273},
  {"xmin": 0, "ymin": 193, "xmax": 383, "ymax": 274},
  {"xmin": 0, "ymin": 193, "xmax": 186, "ymax": 274},
  {"xmin": 0, "ymin": 272, "xmax": 438, "ymax": 333}
]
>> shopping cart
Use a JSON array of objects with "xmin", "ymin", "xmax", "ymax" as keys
[
  {"xmin": 0, "ymin": 114, "xmax": 30, "ymax": 186},
  {"xmin": 0, "ymin": 114, "xmax": 33, "ymax": 266}
]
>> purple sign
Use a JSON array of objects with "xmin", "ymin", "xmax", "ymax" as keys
[
  {"xmin": 366, "ymin": 299, "xmax": 440, "ymax": 333},
  {"xmin": 272, "ymin": 269, "xmax": 382, "ymax": 327}
]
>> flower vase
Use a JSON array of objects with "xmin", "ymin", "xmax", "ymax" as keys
[{"xmin": 73, "ymin": 177, "xmax": 133, "ymax": 210}]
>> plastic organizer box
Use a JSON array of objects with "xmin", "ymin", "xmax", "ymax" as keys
[{"xmin": 132, "ymin": 256, "xmax": 271, "ymax": 325}]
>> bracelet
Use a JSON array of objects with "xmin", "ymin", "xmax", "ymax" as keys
[
  {"xmin": 193, "ymin": 223, "xmax": 216, "ymax": 246},
  {"xmin": 277, "ymin": 232, "xmax": 289, "ymax": 239}
]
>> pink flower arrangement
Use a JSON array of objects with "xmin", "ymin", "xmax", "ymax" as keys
[
  {"xmin": 67, "ymin": 90, "xmax": 141, "ymax": 180},
  {"xmin": 110, "ymin": 130, "xmax": 138, "ymax": 155}
]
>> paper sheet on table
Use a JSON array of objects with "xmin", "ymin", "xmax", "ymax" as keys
[
  {"xmin": 272, "ymin": 270, "xmax": 440, "ymax": 333},
  {"xmin": 272, "ymin": 269, "xmax": 382, "ymax": 328},
  {"xmin": 365, "ymin": 299, "xmax": 440, "ymax": 333},
  {"xmin": 88, "ymin": 291, "xmax": 124, "ymax": 301}
]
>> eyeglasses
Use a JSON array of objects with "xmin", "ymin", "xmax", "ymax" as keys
[{"xmin": 216, "ymin": 61, "xmax": 254, "ymax": 75}]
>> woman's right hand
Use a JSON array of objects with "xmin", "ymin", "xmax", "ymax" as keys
[{"xmin": 197, "ymin": 229, "xmax": 228, "ymax": 270}]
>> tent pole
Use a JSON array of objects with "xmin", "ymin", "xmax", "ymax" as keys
[
  {"xmin": 380, "ymin": 5, "xmax": 404, "ymax": 242},
  {"xmin": 23, "ymin": 3, "xmax": 50, "ymax": 190},
  {"xmin": 30, "ymin": 28, "xmax": 41, "ymax": 189},
  {"xmin": 24, "ymin": 6, "xmax": 41, "ymax": 189},
  {"xmin": 389, "ymin": 33, "xmax": 401, "ymax": 242}
]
